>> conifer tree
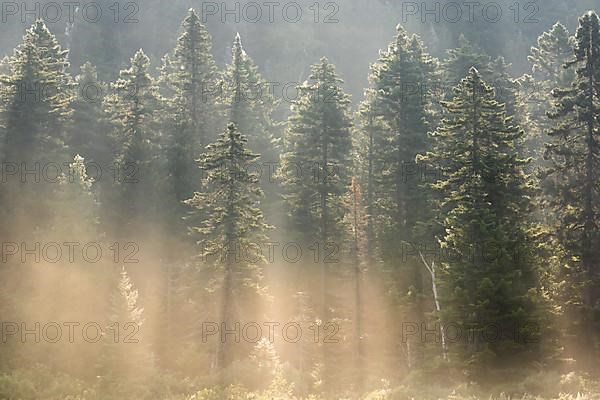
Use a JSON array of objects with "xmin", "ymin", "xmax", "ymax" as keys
[
  {"xmin": 185, "ymin": 123, "xmax": 270, "ymax": 371},
  {"xmin": 0, "ymin": 20, "xmax": 73, "ymax": 232},
  {"xmin": 423, "ymin": 68, "xmax": 540, "ymax": 378},
  {"xmin": 161, "ymin": 9, "xmax": 219, "ymax": 209},
  {"xmin": 521, "ymin": 22, "xmax": 575, "ymax": 162},
  {"xmin": 279, "ymin": 58, "xmax": 352, "ymax": 391},
  {"xmin": 489, "ymin": 56, "xmax": 519, "ymax": 119},
  {"xmin": 354, "ymin": 101, "xmax": 379, "ymax": 265},
  {"xmin": 280, "ymin": 58, "xmax": 353, "ymax": 315},
  {"xmin": 544, "ymin": 11, "xmax": 600, "ymax": 365},
  {"xmin": 359, "ymin": 26, "xmax": 437, "ymax": 368},
  {"xmin": 222, "ymin": 33, "xmax": 281, "ymax": 211},
  {"xmin": 223, "ymin": 33, "xmax": 279, "ymax": 154},
  {"xmin": 67, "ymin": 62, "xmax": 111, "ymax": 169},
  {"xmin": 98, "ymin": 267, "xmax": 155, "ymax": 398},
  {"xmin": 529, "ymin": 22, "xmax": 576, "ymax": 87},
  {"xmin": 104, "ymin": 49, "xmax": 163, "ymax": 233},
  {"xmin": 442, "ymin": 34, "xmax": 491, "ymax": 96},
  {"xmin": 0, "ymin": 20, "xmax": 72, "ymax": 164}
]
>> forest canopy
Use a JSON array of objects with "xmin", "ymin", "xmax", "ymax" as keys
[{"xmin": 1, "ymin": 1, "xmax": 600, "ymax": 399}]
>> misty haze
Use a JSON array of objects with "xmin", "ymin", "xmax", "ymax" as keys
[{"xmin": 1, "ymin": 0, "xmax": 600, "ymax": 399}]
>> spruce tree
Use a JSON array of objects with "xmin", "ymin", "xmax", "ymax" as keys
[
  {"xmin": 355, "ymin": 99, "xmax": 379, "ymax": 266},
  {"xmin": 68, "ymin": 63, "xmax": 109, "ymax": 159},
  {"xmin": 222, "ymin": 33, "xmax": 281, "ymax": 213},
  {"xmin": 0, "ymin": 20, "xmax": 73, "ymax": 232},
  {"xmin": 98, "ymin": 267, "xmax": 155, "ymax": 398},
  {"xmin": 423, "ymin": 68, "xmax": 540, "ymax": 378},
  {"xmin": 442, "ymin": 35, "xmax": 491, "ymax": 96},
  {"xmin": 544, "ymin": 11, "xmax": 600, "ymax": 366},
  {"xmin": 0, "ymin": 20, "xmax": 72, "ymax": 164},
  {"xmin": 280, "ymin": 57, "xmax": 353, "ymax": 315},
  {"xmin": 521, "ymin": 22, "xmax": 575, "ymax": 163},
  {"xmin": 104, "ymin": 49, "xmax": 163, "ymax": 233},
  {"xmin": 161, "ymin": 8, "xmax": 219, "ymax": 210},
  {"xmin": 529, "ymin": 22, "xmax": 576, "ymax": 87},
  {"xmin": 279, "ymin": 58, "xmax": 352, "ymax": 390},
  {"xmin": 489, "ymin": 56, "xmax": 519, "ymax": 120},
  {"xmin": 185, "ymin": 123, "xmax": 270, "ymax": 371},
  {"xmin": 67, "ymin": 62, "xmax": 113, "ymax": 182},
  {"xmin": 359, "ymin": 25, "xmax": 437, "ymax": 368},
  {"xmin": 223, "ymin": 33, "xmax": 279, "ymax": 154}
]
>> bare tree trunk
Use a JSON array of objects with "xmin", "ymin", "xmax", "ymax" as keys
[{"xmin": 418, "ymin": 250, "xmax": 449, "ymax": 362}]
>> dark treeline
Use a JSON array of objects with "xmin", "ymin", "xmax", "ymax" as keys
[
  {"xmin": 0, "ymin": 3, "xmax": 600, "ymax": 400},
  {"xmin": 0, "ymin": 0, "xmax": 598, "ymax": 100}
]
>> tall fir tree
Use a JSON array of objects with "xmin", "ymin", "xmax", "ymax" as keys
[
  {"xmin": 355, "ymin": 98, "xmax": 379, "ymax": 266},
  {"xmin": 104, "ymin": 49, "xmax": 163, "ymax": 234},
  {"xmin": 223, "ymin": 33, "xmax": 279, "ymax": 155},
  {"xmin": 0, "ymin": 20, "xmax": 72, "ymax": 165},
  {"xmin": 221, "ymin": 33, "xmax": 281, "ymax": 213},
  {"xmin": 442, "ymin": 35, "xmax": 491, "ymax": 97},
  {"xmin": 161, "ymin": 9, "xmax": 219, "ymax": 215},
  {"xmin": 67, "ymin": 63, "xmax": 110, "ymax": 164},
  {"xmin": 423, "ymin": 68, "xmax": 541, "ymax": 379},
  {"xmin": 488, "ymin": 56, "xmax": 520, "ymax": 120},
  {"xmin": 0, "ymin": 20, "xmax": 73, "ymax": 232},
  {"xmin": 521, "ymin": 22, "xmax": 575, "ymax": 164},
  {"xmin": 280, "ymin": 57, "xmax": 353, "ymax": 315},
  {"xmin": 530, "ymin": 22, "xmax": 576, "ymax": 87},
  {"xmin": 185, "ymin": 123, "xmax": 270, "ymax": 371},
  {"xmin": 544, "ymin": 11, "xmax": 600, "ymax": 367},
  {"xmin": 280, "ymin": 58, "xmax": 352, "ymax": 391},
  {"xmin": 359, "ymin": 25, "xmax": 437, "ymax": 369}
]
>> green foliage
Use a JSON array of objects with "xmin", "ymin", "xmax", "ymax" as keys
[
  {"xmin": 442, "ymin": 35, "xmax": 491, "ymax": 95},
  {"xmin": 529, "ymin": 22, "xmax": 576, "ymax": 86},
  {"xmin": 0, "ymin": 365, "xmax": 93, "ymax": 400},
  {"xmin": 520, "ymin": 22, "xmax": 576, "ymax": 164},
  {"xmin": 186, "ymin": 123, "xmax": 270, "ymax": 369},
  {"xmin": 221, "ymin": 33, "xmax": 282, "ymax": 213},
  {"xmin": 0, "ymin": 19, "xmax": 73, "ymax": 163},
  {"xmin": 543, "ymin": 11, "xmax": 600, "ymax": 365},
  {"xmin": 222, "ymin": 33, "xmax": 279, "ymax": 155},
  {"xmin": 358, "ymin": 25, "xmax": 439, "ymax": 370},
  {"xmin": 423, "ymin": 68, "xmax": 541, "ymax": 377},
  {"xmin": 67, "ymin": 62, "xmax": 111, "ymax": 169},
  {"xmin": 186, "ymin": 123, "xmax": 269, "ymax": 285},
  {"xmin": 1, "ymin": 7, "xmax": 600, "ymax": 400},
  {"xmin": 161, "ymin": 9, "xmax": 219, "ymax": 208},
  {"xmin": 104, "ymin": 49, "xmax": 164, "ymax": 232},
  {"xmin": 280, "ymin": 57, "xmax": 353, "ymax": 241}
]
